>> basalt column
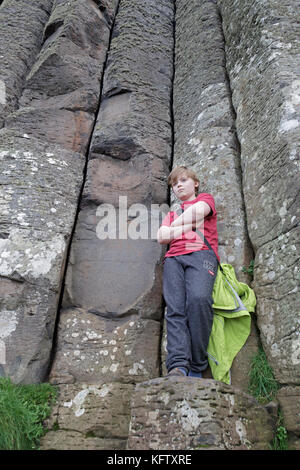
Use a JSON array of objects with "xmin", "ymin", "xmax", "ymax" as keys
[
  {"xmin": 0, "ymin": 0, "xmax": 119, "ymax": 383},
  {"xmin": 43, "ymin": 0, "xmax": 174, "ymax": 450},
  {"xmin": 161, "ymin": 0, "xmax": 259, "ymax": 389},
  {"xmin": 0, "ymin": 0, "xmax": 54, "ymax": 127},
  {"xmin": 218, "ymin": 0, "xmax": 300, "ymax": 444}
]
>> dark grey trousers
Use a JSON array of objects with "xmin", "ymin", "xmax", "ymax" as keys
[{"xmin": 163, "ymin": 250, "xmax": 218, "ymax": 373}]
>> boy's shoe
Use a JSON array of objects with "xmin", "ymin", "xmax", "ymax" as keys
[
  {"xmin": 188, "ymin": 370, "xmax": 203, "ymax": 378},
  {"xmin": 167, "ymin": 367, "xmax": 187, "ymax": 377}
]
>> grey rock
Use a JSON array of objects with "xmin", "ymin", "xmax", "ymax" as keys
[
  {"xmin": 49, "ymin": 309, "xmax": 161, "ymax": 385},
  {"xmin": 277, "ymin": 386, "xmax": 300, "ymax": 437},
  {"xmin": 44, "ymin": 0, "xmax": 174, "ymax": 450},
  {"xmin": 218, "ymin": 0, "xmax": 300, "ymax": 437},
  {"xmin": 0, "ymin": 132, "xmax": 84, "ymax": 383},
  {"xmin": 54, "ymin": 0, "xmax": 174, "ymax": 372},
  {"xmin": 0, "ymin": 0, "xmax": 119, "ymax": 384},
  {"xmin": 40, "ymin": 381, "xmax": 134, "ymax": 450},
  {"xmin": 62, "ymin": 205, "xmax": 164, "ymax": 320},
  {"xmin": 218, "ymin": 0, "xmax": 300, "ymax": 385},
  {"xmin": 5, "ymin": 0, "xmax": 117, "ymax": 154},
  {"xmin": 0, "ymin": 0, "xmax": 53, "ymax": 126},
  {"xmin": 127, "ymin": 378, "xmax": 275, "ymax": 450},
  {"xmin": 172, "ymin": 0, "xmax": 258, "ymax": 389}
]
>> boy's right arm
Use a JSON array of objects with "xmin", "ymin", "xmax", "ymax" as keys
[{"xmin": 156, "ymin": 219, "xmax": 195, "ymax": 245}]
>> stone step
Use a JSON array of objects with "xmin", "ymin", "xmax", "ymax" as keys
[{"xmin": 127, "ymin": 377, "xmax": 275, "ymax": 450}]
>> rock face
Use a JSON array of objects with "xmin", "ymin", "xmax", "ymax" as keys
[
  {"xmin": 41, "ymin": 0, "xmax": 175, "ymax": 450},
  {"xmin": 0, "ymin": 0, "xmax": 54, "ymax": 127},
  {"xmin": 127, "ymin": 378, "xmax": 275, "ymax": 450},
  {"xmin": 172, "ymin": 0, "xmax": 259, "ymax": 390},
  {"xmin": 1, "ymin": 0, "xmax": 299, "ymax": 450},
  {"xmin": 218, "ymin": 0, "xmax": 300, "ymax": 439},
  {"xmin": 41, "ymin": 381, "xmax": 135, "ymax": 450},
  {"xmin": 0, "ymin": 0, "xmax": 119, "ymax": 383},
  {"xmin": 0, "ymin": 133, "xmax": 84, "ymax": 383}
]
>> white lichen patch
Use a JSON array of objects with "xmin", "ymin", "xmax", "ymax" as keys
[
  {"xmin": 146, "ymin": 409, "xmax": 160, "ymax": 430},
  {"xmin": 63, "ymin": 384, "xmax": 112, "ymax": 417},
  {"xmin": 235, "ymin": 420, "xmax": 251, "ymax": 448},
  {"xmin": 63, "ymin": 388, "xmax": 89, "ymax": 417},
  {"xmin": 85, "ymin": 330, "xmax": 102, "ymax": 340},
  {"xmin": 174, "ymin": 399, "xmax": 200, "ymax": 432},
  {"xmin": 234, "ymin": 238, "xmax": 242, "ymax": 247},
  {"xmin": 159, "ymin": 392, "xmax": 170, "ymax": 405},
  {"xmin": 110, "ymin": 363, "xmax": 119, "ymax": 372},
  {"xmin": 129, "ymin": 362, "xmax": 148, "ymax": 375},
  {"xmin": 0, "ymin": 229, "xmax": 65, "ymax": 280},
  {"xmin": 279, "ymin": 200, "xmax": 288, "ymax": 219},
  {"xmin": 0, "ymin": 310, "xmax": 18, "ymax": 339},
  {"xmin": 291, "ymin": 338, "xmax": 300, "ymax": 365},
  {"xmin": 260, "ymin": 323, "xmax": 276, "ymax": 346}
]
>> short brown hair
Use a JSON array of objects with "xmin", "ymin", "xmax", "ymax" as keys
[{"xmin": 167, "ymin": 166, "xmax": 200, "ymax": 195}]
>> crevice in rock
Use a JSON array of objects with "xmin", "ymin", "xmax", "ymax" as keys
[
  {"xmin": 43, "ymin": 20, "xmax": 64, "ymax": 43},
  {"xmin": 102, "ymin": 86, "xmax": 132, "ymax": 100},
  {"xmin": 158, "ymin": 0, "xmax": 176, "ymax": 379},
  {"xmin": 216, "ymin": 5, "xmax": 252, "ymax": 241},
  {"xmin": 92, "ymin": 0, "xmax": 114, "ymax": 27},
  {"xmin": 46, "ymin": 0, "xmax": 122, "ymax": 380}
]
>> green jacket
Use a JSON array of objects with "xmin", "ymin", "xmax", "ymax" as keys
[{"xmin": 207, "ymin": 264, "xmax": 256, "ymax": 384}]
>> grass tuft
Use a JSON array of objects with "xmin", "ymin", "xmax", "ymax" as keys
[
  {"xmin": 271, "ymin": 411, "xmax": 288, "ymax": 450},
  {"xmin": 248, "ymin": 347, "xmax": 280, "ymax": 404},
  {"xmin": 0, "ymin": 377, "xmax": 57, "ymax": 450}
]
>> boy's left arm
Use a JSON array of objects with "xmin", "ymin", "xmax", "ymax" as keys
[{"xmin": 170, "ymin": 201, "xmax": 211, "ymax": 228}]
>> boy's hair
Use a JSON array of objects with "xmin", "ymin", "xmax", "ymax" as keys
[{"xmin": 167, "ymin": 166, "xmax": 200, "ymax": 195}]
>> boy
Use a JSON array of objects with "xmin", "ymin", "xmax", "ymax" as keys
[{"xmin": 157, "ymin": 166, "xmax": 219, "ymax": 378}]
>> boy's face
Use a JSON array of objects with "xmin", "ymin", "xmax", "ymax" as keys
[{"xmin": 172, "ymin": 174, "xmax": 199, "ymax": 201}]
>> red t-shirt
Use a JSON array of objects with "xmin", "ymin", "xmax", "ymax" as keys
[{"xmin": 160, "ymin": 193, "xmax": 219, "ymax": 261}]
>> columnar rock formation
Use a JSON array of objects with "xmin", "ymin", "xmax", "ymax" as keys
[
  {"xmin": 218, "ymin": 0, "xmax": 300, "ymax": 443},
  {"xmin": 0, "ymin": 0, "xmax": 299, "ymax": 450},
  {"xmin": 163, "ymin": 0, "xmax": 260, "ymax": 389},
  {"xmin": 0, "ymin": 0, "xmax": 119, "ymax": 384}
]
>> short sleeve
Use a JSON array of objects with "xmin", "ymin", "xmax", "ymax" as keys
[
  {"xmin": 196, "ymin": 193, "xmax": 216, "ymax": 217},
  {"xmin": 160, "ymin": 212, "xmax": 172, "ymax": 227}
]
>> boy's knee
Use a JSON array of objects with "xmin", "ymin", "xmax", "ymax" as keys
[{"xmin": 188, "ymin": 291, "xmax": 212, "ymax": 307}]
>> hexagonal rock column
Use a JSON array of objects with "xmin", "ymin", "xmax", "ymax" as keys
[
  {"xmin": 50, "ymin": 0, "xmax": 174, "ymax": 384},
  {"xmin": 41, "ymin": 382, "xmax": 135, "ymax": 450},
  {"xmin": 5, "ymin": 0, "xmax": 117, "ymax": 155},
  {"xmin": 168, "ymin": 0, "xmax": 259, "ymax": 390},
  {"xmin": 43, "ymin": 0, "xmax": 174, "ymax": 450},
  {"xmin": 127, "ymin": 378, "xmax": 275, "ymax": 450},
  {"xmin": 0, "ymin": 0, "xmax": 54, "ymax": 126},
  {"xmin": 0, "ymin": 134, "xmax": 84, "ymax": 384},
  {"xmin": 0, "ymin": 0, "xmax": 119, "ymax": 383},
  {"xmin": 217, "ymin": 0, "xmax": 300, "ymax": 438}
]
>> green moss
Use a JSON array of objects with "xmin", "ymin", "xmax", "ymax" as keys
[
  {"xmin": 271, "ymin": 411, "xmax": 288, "ymax": 451},
  {"xmin": 242, "ymin": 259, "xmax": 255, "ymax": 278},
  {"xmin": 0, "ymin": 377, "xmax": 57, "ymax": 450},
  {"xmin": 52, "ymin": 421, "xmax": 60, "ymax": 431}
]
